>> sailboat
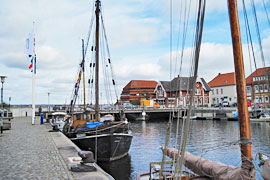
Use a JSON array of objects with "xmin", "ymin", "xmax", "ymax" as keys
[
  {"xmin": 63, "ymin": 0, "xmax": 133, "ymax": 162},
  {"xmin": 138, "ymin": 0, "xmax": 270, "ymax": 179}
]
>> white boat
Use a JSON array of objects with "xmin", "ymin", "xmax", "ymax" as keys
[
  {"xmin": 51, "ymin": 112, "xmax": 67, "ymax": 131},
  {"xmin": 250, "ymin": 113, "xmax": 270, "ymax": 122}
]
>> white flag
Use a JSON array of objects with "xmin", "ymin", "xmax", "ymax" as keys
[{"xmin": 25, "ymin": 32, "xmax": 33, "ymax": 58}]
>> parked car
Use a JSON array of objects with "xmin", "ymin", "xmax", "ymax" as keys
[
  {"xmin": 222, "ymin": 101, "xmax": 230, "ymax": 107},
  {"xmin": 215, "ymin": 103, "xmax": 221, "ymax": 107},
  {"xmin": 231, "ymin": 102, "xmax": 237, "ymax": 107}
]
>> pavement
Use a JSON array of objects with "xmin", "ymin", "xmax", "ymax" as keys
[{"xmin": 0, "ymin": 117, "xmax": 114, "ymax": 180}]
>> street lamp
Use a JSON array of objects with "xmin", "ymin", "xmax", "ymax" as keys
[
  {"xmin": 48, "ymin": 92, "xmax": 50, "ymax": 113},
  {"xmin": 9, "ymin": 97, "xmax": 11, "ymax": 108},
  {"xmin": 0, "ymin": 75, "xmax": 7, "ymax": 134}
]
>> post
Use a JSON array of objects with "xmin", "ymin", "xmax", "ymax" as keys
[
  {"xmin": 31, "ymin": 58, "xmax": 36, "ymax": 125},
  {"xmin": 1, "ymin": 81, "xmax": 3, "ymax": 133},
  {"xmin": 95, "ymin": 0, "xmax": 100, "ymax": 121},
  {"xmin": 31, "ymin": 22, "xmax": 36, "ymax": 125},
  {"xmin": 9, "ymin": 97, "xmax": 11, "ymax": 108},
  {"xmin": 1, "ymin": 76, "xmax": 7, "ymax": 133},
  {"xmin": 48, "ymin": 92, "xmax": 50, "ymax": 113},
  {"xmin": 227, "ymin": 0, "xmax": 253, "ymax": 161},
  {"xmin": 82, "ymin": 39, "xmax": 86, "ymax": 111}
]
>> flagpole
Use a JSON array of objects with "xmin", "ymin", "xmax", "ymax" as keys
[{"xmin": 31, "ymin": 22, "xmax": 36, "ymax": 125}]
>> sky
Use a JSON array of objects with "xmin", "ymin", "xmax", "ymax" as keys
[{"xmin": 0, "ymin": 0, "xmax": 270, "ymax": 105}]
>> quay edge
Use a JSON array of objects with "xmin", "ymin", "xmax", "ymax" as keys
[{"xmin": 50, "ymin": 129, "xmax": 115, "ymax": 180}]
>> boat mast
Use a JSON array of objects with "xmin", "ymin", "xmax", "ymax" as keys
[
  {"xmin": 227, "ymin": 0, "xmax": 252, "ymax": 162},
  {"xmin": 82, "ymin": 39, "xmax": 86, "ymax": 111},
  {"xmin": 95, "ymin": 0, "xmax": 100, "ymax": 121}
]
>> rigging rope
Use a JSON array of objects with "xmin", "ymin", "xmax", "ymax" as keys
[
  {"xmin": 84, "ymin": 0, "xmax": 96, "ymax": 56},
  {"xmin": 250, "ymin": 0, "xmax": 267, "ymax": 68},
  {"xmin": 101, "ymin": 13, "xmax": 120, "ymax": 102},
  {"xmin": 174, "ymin": 0, "xmax": 206, "ymax": 179},
  {"xmin": 262, "ymin": 0, "xmax": 270, "ymax": 28},
  {"xmin": 159, "ymin": 1, "xmax": 173, "ymax": 179}
]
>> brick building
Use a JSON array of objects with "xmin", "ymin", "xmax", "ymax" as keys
[
  {"xmin": 246, "ymin": 67, "xmax": 270, "ymax": 106},
  {"xmin": 120, "ymin": 80, "xmax": 158, "ymax": 103},
  {"xmin": 155, "ymin": 77, "xmax": 211, "ymax": 107}
]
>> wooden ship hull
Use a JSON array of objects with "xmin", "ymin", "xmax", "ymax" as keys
[{"xmin": 71, "ymin": 133, "xmax": 133, "ymax": 161}]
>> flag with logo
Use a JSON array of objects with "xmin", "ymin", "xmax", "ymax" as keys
[{"xmin": 25, "ymin": 31, "xmax": 36, "ymax": 74}]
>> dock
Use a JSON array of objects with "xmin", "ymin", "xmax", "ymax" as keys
[{"xmin": 0, "ymin": 117, "xmax": 114, "ymax": 180}]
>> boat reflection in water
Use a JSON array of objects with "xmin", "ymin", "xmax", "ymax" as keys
[{"xmin": 98, "ymin": 155, "xmax": 132, "ymax": 180}]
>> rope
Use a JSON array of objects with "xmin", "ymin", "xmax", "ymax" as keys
[
  {"xmin": 100, "ymin": 13, "xmax": 120, "ymax": 102},
  {"xmin": 159, "ymin": 1, "xmax": 173, "ymax": 179},
  {"xmin": 250, "ymin": 0, "xmax": 267, "ymax": 68},
  {"xmin": 174, "ymin": 1, "xmax": 206, "ymax": 179},
  {"xmin": 84, "ymin": 0, "xmax": 95, "ymax": 56},
  {"xmin": 262, "ymin": 0, "xmax": 270, "ymax": 28}
]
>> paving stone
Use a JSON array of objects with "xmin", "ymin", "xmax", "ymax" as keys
[{"xmin": 0, "ymin": 117, "xmax": 74, "ymax": 180}]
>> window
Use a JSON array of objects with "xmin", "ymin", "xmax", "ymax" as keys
[
  {"xmin": 212, "ymin": 90, "xmax": 214, "ymax": 95},
  {"xmin": 229, "ymin": 97, "xmax": 231, "ymax": 101},
  {"xmin": 198, "ymin": 98, "xmax": 202, "ymax": 105},
  {"xmin": 179, "ymin": 94, "xmax": 183, "ymax": 101},
  {"xmin": 259, "ymin": 85, "xmax": 263, "ymax": 91},
  {"xmin": 264, "ymin": 84, "xmax": 268, "ymax": 92},
  {"xmin": 194, "ymin": 97, "xmax": 198, "ymax": 105},
  {"xmin": 265, "ymin": 96, "xmax": 269, "ymax": 102},
  {"xmin": 205, "ymin": 97, "xmax": 208, "ymax": 104},
  {"xmin": 216, "ymin": 89, "xmax": 219, "ymax": 95},
  {"xmin": 195, "ymin": 89, "xmax": 201, "ymax": 95},
  {"xmin": 187, "ymin": 97, "xmax": 190, "ymax": 105},
  {"xmin": 255, "ymin": 85, "xmax": 258, "ymax": 92},
  {"xmin": 158, "ymin": 90, "xmax": 163, "ymax": 96},
  {"xmin": 246, "ymin": 86, "xmax": 251, "ymax": 94},
  {"xmin": 221, "ymin": 88, "xmax": 223, "ymax": 94}
]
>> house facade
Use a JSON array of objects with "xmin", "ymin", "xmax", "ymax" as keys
[
  {"xmin": 154, "ymin": 77, "xmax": 211, "ymax": 107},
  {"xmin": 120, "ymin": 80, "xmax": 158, "ymax": 103},
  {"xmin": 208, "ymin": 72, "xmax": 237, "ymax": 105},
  {"xmin": 246, "ymin": 67, "xmax": 270, "ymax": 106}
]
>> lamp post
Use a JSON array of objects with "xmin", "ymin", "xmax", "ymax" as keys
[
  {"xmin": 48, "ymin": 92, "xmax": 50, "ymax": 113},
  {"xmin": 0, "ymin": 76, "xmax": 7, "ymax": 134},
  {"xmin": 9, "ymin": 97, "xmax": 11, "ymax": 108}
]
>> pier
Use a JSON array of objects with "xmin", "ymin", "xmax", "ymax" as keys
[
  {"xmin": 0, "ymin": 117, "xmax": 114, "ymax": 180},
  {"xmin": 98, "ymin": 107, "xmax": 238, "ymax": 121}
]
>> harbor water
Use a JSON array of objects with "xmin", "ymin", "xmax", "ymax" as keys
[{"xmin": 98, "ymin": 119, "xmax": 270, "ymax": 180}]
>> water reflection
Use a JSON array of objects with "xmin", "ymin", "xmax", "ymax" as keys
[
  {"xmin": 99, "ymin": 120, "xmax": 270, "ymax": 180},
  {"xmin": 98, "ymin": 155, "xmax": 132, "ymax": 180}
]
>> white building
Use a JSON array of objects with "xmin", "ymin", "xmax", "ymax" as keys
[{"xmin": 208, "ymin": 72, "xmax": 237, "ymax": 105}]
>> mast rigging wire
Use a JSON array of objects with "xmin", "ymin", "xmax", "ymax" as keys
[
  {"xmin": 174, "ymin": 0, "xmax": 206, "ymax": 179},
  {"xmin": 250, "ymin": 0, "xmax": 266, "ymax": 68}
]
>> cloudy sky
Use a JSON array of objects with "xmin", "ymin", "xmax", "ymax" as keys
[{"xmin": 1, "ymin": 0, "xmax": 270, "ymax": 105}]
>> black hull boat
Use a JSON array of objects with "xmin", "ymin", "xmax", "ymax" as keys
[
  {"xmin": 65, "ymin": 0, "xmax": 133, "ymax": 163},
  {"xmin": 71, "ymin": 133, "xmax": 133, "ymax": 161}
]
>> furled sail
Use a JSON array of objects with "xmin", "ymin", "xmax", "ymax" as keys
[{"xmin": 162, "ymin": 147, "xmax": 256, "ymax": 180}]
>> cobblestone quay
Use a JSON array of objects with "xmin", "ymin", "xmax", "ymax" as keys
[{"xmin": 0, "ymin": 117, "xmax": 74, "ymax": 180}]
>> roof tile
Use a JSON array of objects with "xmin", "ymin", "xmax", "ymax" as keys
[
  {"xmin": 246, "ymin": 67, "xmax": 270, "ymax": 85},
  {"xmin": 208, "ymin": 72, "xmax": 236, "ymax": 87}
]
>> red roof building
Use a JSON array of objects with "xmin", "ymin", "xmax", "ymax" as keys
[
  {"xmin": 208, "ymin": 72, "xmax": 236, "ymax": 87},
  {"xmin": 155, "ymin": 77, "xmax": 211, "ymax": 107},
  {"xmin": 120, "ymin": 80, "xmax": 158, "ymax": 103},
  {"xmin": 245, "ymin": 67, "xmax": 270, "ymax": 106},
  {"xmin": 208, "ymin": 72, "xmax": 237, "ymax": 105}
]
